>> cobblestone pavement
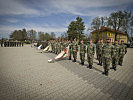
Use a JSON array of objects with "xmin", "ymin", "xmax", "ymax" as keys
[{"xmin": 0, "ymin": 45, "xmax": 133, "ymax": 100}]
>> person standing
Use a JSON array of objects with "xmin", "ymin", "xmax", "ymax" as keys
[
  {"xmin": 96, "ymin": 40, "xmax": 100, "ymax": 60},
  {"xmin": 87, "ymin": 39, "xmax": 95, "ymax": 69},
  {"xmin": 102, "ymin": 39, "xmax": 113, "ymax": 76},
  {"xmin": 98, "ymin": 39, "xmax": 104, "ymax": 66},
  {"xmin": 68, "ymin": 40, "xmax": 72, "ymax": 60},
  {"xmin": 72, "ymin": 38, "xmax": 78, "ymax": 62},
  {"xmin": 119, "ymin": 40, "xmax": 127, "ymax": 66},
  {"xmin": 80, "ymin": 40, "xmax": 86, "ymax": 65},
  {"xmin": 1, "ymin": 40, "xmax": 3, "ymax": 47},
  {"xmin": 111, "ymin": 40, "xmax": 120, "ymax": 71}
]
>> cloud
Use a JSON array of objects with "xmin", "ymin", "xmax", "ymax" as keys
[
  {"xmin": 7, "ymin": 18, "xmax": 19, "ymax": 23},
  {"xmin": 0, "ymin": 0, "xmax": 132, "ymax": 16},
  {"xmin": 0, "ymin": 0, "xmax": 39, "ymax": 16}
]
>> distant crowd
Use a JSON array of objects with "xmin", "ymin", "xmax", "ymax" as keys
[{"xmin": 0, "ymin": 41, "xmax": 24, "ymax": 47}]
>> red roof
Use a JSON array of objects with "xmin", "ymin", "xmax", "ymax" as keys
[{"xmin": 91, "ymin": 26, "xmax": 127, "ymax": 35}]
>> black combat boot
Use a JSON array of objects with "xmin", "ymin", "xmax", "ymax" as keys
[
  {"xmin": 81, "ymin": 62, "xmax": 84, "ymax": 65},
  {"xmin": 73, "ymin": 59, "xmax": 76, "ymax": 62},
  {"xmin": 114, "ymin": 67, "xmax": 116, "ymax": 71},
  {"xmin": 100, "ymin": 62, "xmax": 102, "ymax": 66},
  {"xmin": 69, "ymin": 57, "xmax": 71, "ymax": 60},
  {"xmin": 105, "ymin": 70, "xmax": 108, "ymax": 76},
  {"xmin": 97, "ymin": 61, "xmax": 100, "ymax": 65},
  {"xmin": 89, "ymin": 65, "xmax": 92, "ymax": 69}
]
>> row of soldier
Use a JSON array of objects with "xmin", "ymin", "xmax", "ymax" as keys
[
  {"xmin": 44, "ymin": 38, "xmax": 127, "ymax": 76},
  {"xmin": 0, "ymin": 41, "xmax": 24, "ymax": 47}
]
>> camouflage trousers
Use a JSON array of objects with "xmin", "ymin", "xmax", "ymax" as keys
[
  {"xmin": 112, "ymin": 56, "xmax": 119, "ymax": 67},
  {"xmin": 73, "ymin": 51, "xmax": 77, "ymax": 60},
  {"xmin": 102, "ymin": 57, "xmax": 111, "ymax": 71},
  {"xmin": 96, "ymin": 50, "xmax": 99, "ymax": 59},
  {"xmin": 80, "ymin": 53, "xmax": 85, "ymax": 62},
  {"xmin": 99, "ymin": 54, "xmax": 103, "ymax": 64},
  {"xmin": 87, "ymin": 55, "xmax": 94, "ymax": 65},
  {"xmin": 69, "ymin": 50, "xmax": 72, "ymax": 59},
  {"xmin": 57, "ymin": 48, "xmax": 61, "ymax": 54},
  {"xmin": 119, "ymin": 54, "xmax": 124, "ymax": 65}
]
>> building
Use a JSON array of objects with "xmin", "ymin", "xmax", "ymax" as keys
[{"xmin": 91, "ymin": 26, "xmax": 127, "ymax": 43}]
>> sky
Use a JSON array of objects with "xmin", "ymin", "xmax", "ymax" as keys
[{"xmin": 0, "ymin": 0, "xmax": 133, "ymax": 38}]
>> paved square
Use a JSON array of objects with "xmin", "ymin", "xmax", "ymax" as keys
[{"xmin": 0, "ymin": 45, "xmax": 133, "ymax": 100}]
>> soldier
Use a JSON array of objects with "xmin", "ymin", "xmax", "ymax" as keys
[
  {"xmin": 98, "ymin": 39, "xmax": 104, "ymax": 66},
  {"xmin": 102, "ymin": 39, "xmax": 113, "ymax": 76},
  {"xmin": 72, "ymin": 38, "xmax": 78, "ymax": 62},
  {"xmin": 68, "ymin": 40, "xmax": 72, "ymax": 60},
  {"xmin": 58, "ymin": 41, "xmax": 61, "ymax": 54},
  {"xmin": 80, "ymin": 40, "xmax": 86, "ymax": 65},
  {"xmin": 111, "ymin": 40, "xmax": 120, "ymax": 71},
  {"xmin": 119, "ymin": 40, "xmax": 127, "ymax": 66},
  {"xmin": 1, "ymin": 40, "xmax": 3, "ymax": 47},
  {"xmin": 5, "ymin": 41, "xmax": 7, "ymax": 47},
  {"xmin": 87, "ymin": 39, "xmax": 95, "ymax": 69},
  {"xmin": 96, "ymin": 40, "xmax": 100, "ymax": 60},
  {"xmin": 7, "ymin": 41, "xmax": 9, "ymax": 47}
]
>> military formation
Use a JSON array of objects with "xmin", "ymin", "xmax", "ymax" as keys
[
  {"xmin": 0, "ymin": 41, "xmax": 24, "ymax": 47},
  {"xmin": 40, "ymin": 38, "xmax": 127, "ymax": 76}
]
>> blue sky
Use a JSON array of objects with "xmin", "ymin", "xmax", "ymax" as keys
[{"xmin": 0, "ymin": 0, "xmax": 133, "ymax": 38}]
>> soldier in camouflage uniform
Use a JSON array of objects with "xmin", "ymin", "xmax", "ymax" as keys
[
  {"xmin": 53, "ymin": 41, "xmax": 55, "ymax": 53},
  {"xmin": 68, "ymin": 40, "xmax": 72, "ymax": 60},
  {"xmin": 119, "ymin": 40, "xmax": 127, "ymax": 66},
  {"xmin": 96, "ymin": 40, "xmax": 100, "ymax": 60},
  {"xmin": 87, "ymin": 39, "xmax": 95, "ymax": 69},
  {"xmin": 111, "ymin": 40, "xmax": 120, "ymax": 71},
  {"xmin": 80, "ymin": 40, "xmax": 86, "ymax": 65},
  {"xmin": 57, "ymin": 41, "xmax": 61, "ymax": 54},
  {"xmin": 72, "ymin": 38, "xmax": 78, "ymax": 62},
  {"xmin": 98, "ymin": 39, "xmax": 104, "ymax": 66},
  {"xmin": 102, "ymin": 39, "xmax": 113, "ymax": 76}
]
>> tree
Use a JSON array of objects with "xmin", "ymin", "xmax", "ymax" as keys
[
  {"xmin": 27, "ymin": 29, "xmax": 37, "ymax": 42},
  {"xmin": 44, "ymin": 33, "xmax": 51, "ymax": 40},
  {"xmin": 38, "ymin": 31, "xmax": 44, "ymax": 41},
  {"xmin": 91, "ymin": 17, "xmax": 101, "ymax": 42},
  {"xmin": 10, "ymin": 28, "xmax": 27, "ymax": 41},
  {"xmin": 67, "ymin": 17, "xmax": 85, "ymax": 41},
  {"xmin": 107, "ymin": 10, "xmax": 132, "ymax": 40},
  {"xmin": 50, "ymin": 32, "xmax": 56, "ymax": 40}
]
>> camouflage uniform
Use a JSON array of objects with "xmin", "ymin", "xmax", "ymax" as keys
[
  {"xmin": 99, "ymin": 43, "xmax": 104, "ymax": 65},
  {"xmin": 102, "ymin": 43, "xmax": 113, "ymax": 75},
  {"xmin": 53, "ymin": 42, "xmax": 55, "ymax": 53},
  {"xmin": 68, "ymin": 42, "xmax": 72, "ymax": 60},
  {"xmin": 57, "ymin": 42, "xmax": 61, "ymax": 54},
  {"xmin": 80, "ymin": 43, "xmax": 86, "ymax": 65},
  {"xmin": 111, "ymin": 44, "xmax": 120, "ymax": 70},
  {"xmin": 119, "ymin": 44, "xmax": 127, "ymax": 66},
  {"xmin": 87, "ymin": 43, "xmax": 95, "ymax": 68},
  {"xmin": 72, "ymin": 41, "xmax": 78, "ymax": 62},
  {"xmin": 96, "ymin": 42, "xmax": 100, "ymax": 60}
]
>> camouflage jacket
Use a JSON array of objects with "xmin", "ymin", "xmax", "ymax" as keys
[
  {"xmin": 112, "ymin": 44, "xmax": 120, "ymax": 57},
  {"xmin": 96, "ymin": 43, "xmax": 100, "ymax": 52},
  {"xmin": 72, "ymin": 42, "xmax": 78, "ymax": 52},
  {"xmin": 99, "ymin": 43, "xmax": 104, "ymax": 54},
  {"xmin": 102, "ymin": 43, "xmax": 113, "ymax": 58},
  {"xmin": 119, "ymin": 44, "xmax": 127, "ymax": 55},
  {"xmin": 87, "ymin": 43, "xmax": 95, "ymax": 56},
  {"xmin": 80, "ymin": 44, "xmax": 86, "ymax": 54}
]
